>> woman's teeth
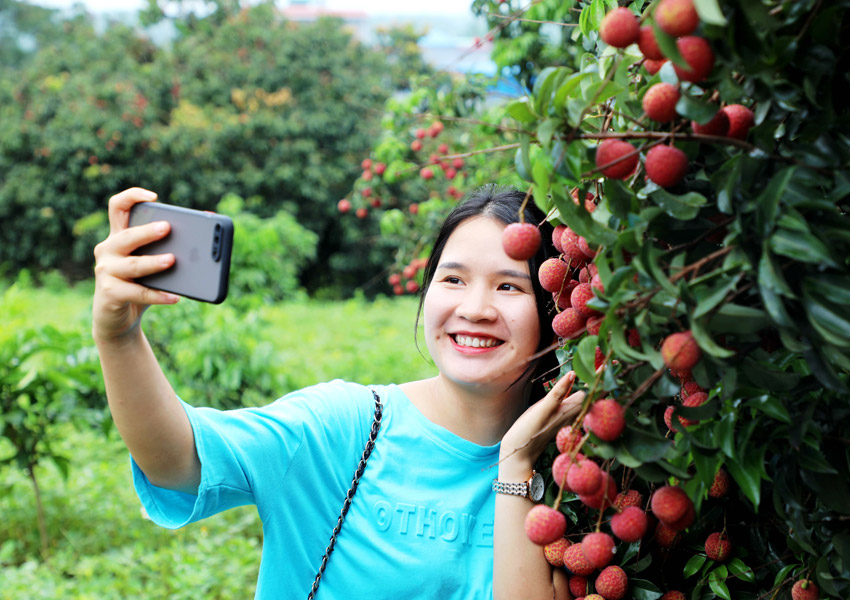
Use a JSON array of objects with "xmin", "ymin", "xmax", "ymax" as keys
[{"xmin": 454, "ymin": 335, "xmax": 501, "ymax": 348}]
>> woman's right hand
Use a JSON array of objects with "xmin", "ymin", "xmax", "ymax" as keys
[{"xmin": 92, "ymin": 187, "xmax": 180, "ymax": 343}]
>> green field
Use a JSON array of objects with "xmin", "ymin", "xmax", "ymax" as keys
[{"xmin": 0, "ymin": 282, "xmax": 435, "ymax": 598}]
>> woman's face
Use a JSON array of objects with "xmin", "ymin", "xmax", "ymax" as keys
[{"xmin": 423, "ymin": 216, "xmax": 542, "ymax": 394}]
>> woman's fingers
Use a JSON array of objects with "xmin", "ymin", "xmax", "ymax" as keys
[
  {"xmin": 97, "ymin": 277, "xmax": 180, "ymax": 308},
  {"xmin": 107, "ymin": 187, "xmax": 157, "ymax": 233}
]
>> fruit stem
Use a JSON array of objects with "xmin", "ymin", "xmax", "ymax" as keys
[{"xmin": 518, "ymin": 186, "xmax": 533, "ymax": 224}]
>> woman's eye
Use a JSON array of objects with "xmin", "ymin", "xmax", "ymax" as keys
[
  {"xmin": 444, "ymin": 276, "xmax": 462, "ymax": 285},
  {"xmin": 498, "ymin": 283, "xmax": 522, "ymax": 292}
]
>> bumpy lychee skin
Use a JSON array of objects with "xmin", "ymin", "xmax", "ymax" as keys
[
  {"xmin": 673, "ymin": 36, "xmax": 715, "ymax": 83},
  {"xmin": 561, "ymin": 227, "xmax": 589, "ymax": 268},
  {"xmin": 552, "ymin": 224, "xmax": 567, "ymax": 253},
  {"xmin": 596, "ymin": 139, "xmax": 639, "ymax": 179},
  {"xmin": 599, "ymin": 7, "xmax": 640, "ymax": 48},
  {"xmin": 587, "ymin": 315, "xmax": 604, "ymax": 336},
  {"xmin": 661, "ymin": 330, "xmax": 701, "ymax": 372},
  {"xmin": 722, "ymin": 104, "xmax": 755, "ymax": 140},
  {"xmin": 691, "ymin": 109, "xmax": 730, "ymax": 136},
  {"xmin": 571, "ymin": 282, "xmax": 600, "ymax": 318},
  {"xmin": 595, "ymin": 565, "xmax": 629, "ymax": 600},
  {"xmin": 524, "ymin": 505, "xmax": 567, "ymax": 546},
  {"xmin": 567, "ymin": 459, "xmax": 603, "ymax": 496},
  {"xmin": 564, "ymin": 542, "xmax": 596, "ymax": 576},
  {"xmin": 678, "ymin": 391, "xmax": 708, "ymax": 427},
  {"xmin": 659, "ymin": 592, "xmax": 687, "ymax": 600},
  {"xmin": 586, "ymin": 398, "xmax": 626, "ymax": 442},
  {"xmin": 543, "ymin": 537, "xmax": 571, "ymax": 567},
  {"xmin": 614, "ymin": 489, "xmax": 643, "ymax": 511},
  {"xmin": 638, "ymin": 26, "xmax": 664, "ymax": 60},
  {"xmin": 585, "ymin": 595, "xmax": 606, "ymax": 600},
  {"xmin": 681, "ymin": 380, "xmax": 704, "ymax": 399},
  {"xmin": 655, "ymin": 0, "xmax": 700, "ymax": 37},
  {"xmin": 645, "ymin": 145, "xmax": 689, "ymax": 188},
  {"xmin": 704, "ymin": 532, "xmax": 732, "ymax": 562},
  {"xmin": 502, "ymin": 222, "xmax": 541, "ymax": 260},
  {"xmin": 581, "ymin": 532, "xmax": 616, "ymax": 569},
  {"xmin": 791, "ymin": 579, "xmax": 820, "ymax": 600},
  {"xmin": 539, "ymin": 258, "xmax": 570, "ymax": 293},
  {"xmin": 611, "ymin": 506, "xmax": 648, "ymax": 542},
  {"xmin": 556, "ymin": 425, "xmax": 583, "ymax": 454},
  {"xmin": 569, "ymin": 575, "xmax": 589, "ymax": 598},
  {"xmin": 667, "ymin": 501, "xmax": 695, "ymax": 531},
  {"xmin": 654, "ymin": 521, "xmax": 681, "ymax": 548},
  {"xmin": 709, "ymin": 468, "xmax": 731, "ymax": 498},
  {"xmin": 651, "ymin": 485, "xmax": 691, "ymax": 525},
  {"xmin": 643, "ymin": 83, "xmax": 681, "ymax": 123},
  {"xmin": 553, "ymin": 308, "xmax": 587, "ymax": 339},
  {"xmin": 644, "ymin": 58, "xmax": 668, "ymax": 75},
  {"xmin": 552, "ymin": 452, "xmax": 574, "ymax": 489},
  {"xmin": 663, "ymin": 405, "xmax": 678, "ymax": 433},
  {"xmin": 579, "ymin": 472, "xmax": 618, "ymax": 511}
]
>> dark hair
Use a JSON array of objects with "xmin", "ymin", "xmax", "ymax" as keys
[{"xmin": 415, "ymin": 183, "xmax": 559, "ymax": 403}]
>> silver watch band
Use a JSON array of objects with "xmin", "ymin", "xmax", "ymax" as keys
[{"xmin": 491, "ymin": 478, "xmax": 529, "ymax": 497}]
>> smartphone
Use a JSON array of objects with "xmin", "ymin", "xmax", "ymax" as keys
[{"xmin": 129, "ymin": 202, "xmax": 234, "ymax": 304}]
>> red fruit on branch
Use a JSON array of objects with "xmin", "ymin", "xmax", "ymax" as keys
[
  {"xmin": 638, "ymin": 26, "xmax": 664, "ymax": 60},
  {"xmin": 791, "ymin": 579, "xmax": 820, "ymax": 600},
  {"xmin": 374, "ymin": 162, "xmax": 386, "ymax": 175},
  {"xmin": 581, "ymin": 532, "xmax": 616, "ymax": 568},
  {"xmin": 567, "ymin": 459, "xmax": 603, "ymax": 496},
  {"xmin": 404, "ymin": 280, "xmax": 419, "ymax": 294},
  {"xmin": 410, "ymin": 140, "xmax": 422, "ymax": 152},
  {"xmin": 585, "ymin": 398, "xmax": 626, "ymax": 442},
  {"xmin": 655, "ymin": 0, "xmax": 700, "ymax": 37},
  {"xmin": 525, "ymin": 505, "xmax": 567, "ymax": 545},
  {"xmin": 596, "ymin": 139, "xmax": 639, "ymax": 179},
  {"xmin": 659, "ymin": 592, "xmax": 686, "ymax": 600},
  {"xmin": 708, "ymin": 468, "xmax": 731, "ymax": 498},
  {"xmin": 579, "ymin": 471, "xmax": 617, "ymax": 511},
  {"xmin": 614, "ymin": 489, "xmax": 643, "ymax": 511},
  {"xmin": 388, "ymin": 273, "xmax": 401, "ymax": 286},
  {"xmin": 553, "ymin": 307, "xmax": 586, "ymax": 338},
  {"xmin": 552, "ymin": 452, "xmax": 575, "ymax": 489},
  {"xmin": 337, "ymin": 199, "xmax": 351, "ymax": 213},
  {"xmin": 564, "ymin": 543, "xmax": 596, "ymax": 576},
  {"xmin": 611, "ymin": 506, "xmax": 648, "ymax": 542},
  {"xmin": 643, "ymin": 83, "xmax": 681, "ymax": 123},
  {"xmin": 561, "ymin": 228, "xmax": 589, "ymax": 268},
  {"xmin": 570, "ymin": 282, "xmax": 600, "ymax": 318},
  {"xmin": 355, "ymin": 207, "xmax": 368, "ymax": 219},
  {"xmin": 678, "ymin": 391, "xmax": 708, "ymax": 427},
  {"xmin": 419, "ymin": 167, "xmax": 434, "ymax": 180},
  {"xmin": 552, "ymin": 224, "xmax": 567, "ymax": 253},
  {"xmin": 680, "ymin": 380, "xmax": 704, "ymax": 398},
  {"xmin": 667, "ymin": 500, "xmax": 695, "ymax": 531},
  {"xmin": 645, "ymin": 145, "xmax": 689, "ymax": 188},
  {"xmin": 651, "ymin": 485, "xmax": 691, "ymax": 525},
  {"xmin": 722, "ymin": 104, "xmax": 755, "ymax": 140},
  {"xmin": 704, "ymin": 532, "xmax": 732, "ymax": 561},
  {"xmin": 361, "ymin": 158, "xmax": 372, "ymax": 170},
  {"xmin": 415, "ymin": 128, "xmax": 426, "ymax": 139},
  {"xmin": 543, "ymin": 537, "xmax": 571, "ymax": 567},
  {"xmin": 539, "ymin": 258, "xmax": 570, "ymax": 293},
  {"xmin": 569, "ymin": 575, "xmax": 589, "ymax": 598},
  {"xmin": 691, "ymin": 109, "xmax": 730, "ymax": 136},
  {"xmin": 644, "ymin": 58, "xmax": 668, "ymax": 75},
  {"xmin": 501, "ymin": 222, "xmax": 541, "ymax": 259},
  {"xmin": 599, "ymin": 7, "xmax": 640, "ymax": 48},
  {"xmin": 556, "ymin": 425, "xmax": 583, "ymax": 454},
  {"xmin": 586, "ymin": 315, "xmax": 604, "ymax": 335},
  {"xmin": 673, "ymin": 36, "xmax": 715, "ymax": 83},
  {"xmin": 654, "ymin": 521, "xmax": 681, "ymax": 548},
  {"xmin": 661, "ymin": 330, "xmax": 701, "ymax": 372},
  {"xmin": 595, "ymin": 565, "xmax": 628, "ymax": 600}
]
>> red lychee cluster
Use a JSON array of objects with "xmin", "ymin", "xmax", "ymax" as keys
[
  {"xmin": 650, "ymin": 485, "xmax": 695, "ymax": 531},
  {"xmin": 387, "ymin": 257, "xmax": 427, "ymax": 296}
]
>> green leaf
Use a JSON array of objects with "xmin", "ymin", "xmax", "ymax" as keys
[
  {"xmin": 629, "ymin": 578, "xmax": 663, "ymax": 600},
  {"xmin": 506, "ymin": 98, "xmax": 536, "ymax": 124},
  {"xmin": 684, "ymin": 554, "xmax": 706, "ymax": 578},
  {"xmin": 745, "ymin": 395, "xmax": 791, "ymax": 423},
  {"xmin": 797, "ymin": 445, "xmax": 839, "ymax": 475},
  {"xmin": 714, "ymin": 413, "xmax": 735, "ymax": 459},
  {"xmin": 676, "ymin": 93, "xmax": 722, "ymax": 124},
  {"xmin": 758, "ymin": 250, "xmax": 795, "ymax": 297},
  {"xmin": 573, "ymin": 335, "xmax": 600, "ymax": 386},
  {"xmin": 774, "ymin": 564, "xmax": 795, "ymax": 587},
  {"xmin": 536, "ymin": 118, "xmax": 560, "ymax": 148},
  {"xmin": 803, "ymin": 287, "xmax": 850, "ymax": 346},
  {"xmin": 769, "ymin": 228, "xmax": 839, "ymax": 268},
  {"xmin": 554, "ymin": 71, "xmax": 593, "ymax": 111},
  {"xmin": 756, "ymin": 166, "xmax": 796, "ymax": 237},
  {"xmin": 806, "ymin": 275, "xmax": 850, "ymax": 305},
  {"xmin": 650, "ymin": 189, "xmax": 707, "ymax": 221},
  {"xmin": 709, "ymin": 303, "xmax": 771, "ymax": 335},
  {"xmin": 727, "ymin": 448, "xmax": 764, "ymax": 510},
  {"xmin": 709, "ymin": 568, "xmax": 732, "ymax": 600},
  {"xmin": 651, "ymin": 19, "xmax": 687, "ymax": 68},
  {"xmin": 694, "ymin": 0, "xmax": 728, "ymax": 25},
  {"xmin": 692, "ymin": 273, "xmax": 743, "ymax": 319},
  {"xmin": 620, "ymin": 426, "xmax": 673, "ymax": 463},
  {"xmin": 727, "ymin": 558, "xmax": 755, "ymax": 583},
  {"xmin": 515, "ymin": 137, "xmax": 533, "ymax": 182},
  {"xmin": 692, "ymin": 316, "xmax": 735, "ymax": 358}
]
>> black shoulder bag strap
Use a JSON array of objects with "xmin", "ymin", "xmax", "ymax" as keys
[{"xmin": 307, "ymin": 388, "xmax": 383, "ymax": 599}]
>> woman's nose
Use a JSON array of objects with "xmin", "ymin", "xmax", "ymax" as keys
[{"xmin": 456, "ymin": 286, "xmax": 498, "ymax": 321}]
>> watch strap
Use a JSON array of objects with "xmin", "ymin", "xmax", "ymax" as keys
[{"xmin": 492, "ymin": 478, "xmax": 530, "ymax": 498}]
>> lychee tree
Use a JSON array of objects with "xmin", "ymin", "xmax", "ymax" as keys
[{"xmin": 373, "ymin": 0, "xmax": 850, "ymax": 598}]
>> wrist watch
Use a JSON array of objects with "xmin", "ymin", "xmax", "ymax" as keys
[{"xmin": 492, "ymin": 471, "xmax": 544, "ymax": 502}]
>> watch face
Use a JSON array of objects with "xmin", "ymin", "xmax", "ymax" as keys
[{"xmin": 529, "ymin": 472, "xmax": 544, "ymax": 502}]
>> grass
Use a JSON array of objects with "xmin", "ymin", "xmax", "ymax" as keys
[{"xmin": 0, "ymin": 282, "xmax": 436, "ymax": 598}]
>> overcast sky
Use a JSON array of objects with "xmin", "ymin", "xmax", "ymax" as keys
[{"xmin": 27, "ymin": 0, "xmax": 472, "ymax": 16}]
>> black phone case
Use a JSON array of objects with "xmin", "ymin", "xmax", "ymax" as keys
[{"xmin": 129, "ymin": 202, "xmax": 234, "ymax": 304}]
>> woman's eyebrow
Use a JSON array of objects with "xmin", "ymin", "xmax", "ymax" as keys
[{"xmin": 436, "ymin": 261, "xmax": 531, "ymax": 281}]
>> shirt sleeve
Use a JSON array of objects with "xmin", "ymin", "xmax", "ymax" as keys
[{"xmin": 131, "ymin": 380, "xmax": 376, "ymax": 529}]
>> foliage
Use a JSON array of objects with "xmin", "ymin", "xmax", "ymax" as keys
[
  {"xmin": 375, "ymin": 0, "xmax": 850, "ymax": 598},
  {"xmin": 0, "ymin": 1, "xmax": 393, "ymax": 292},
  {"xmin": 375, "ymin": 24, "xmax": 435, "ymax": 90}
]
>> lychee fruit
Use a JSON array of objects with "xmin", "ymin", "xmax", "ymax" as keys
[
  {"xmin": 691, "ymin": 109, "xmax": 730, "ymax": 136},
  {"xmin": 580, "ymin": 472, "xmax": 618, "ymax": 511},
  {"xmin": 564, "ymin": 542, "xmax": 596, "ymax": 576},
  {"xmin": 587, "ymin": 316, "xmax": 604, "ymax": 336},
  {"xmin": 643, "ymin": 83, "xmax": 681, "ymax": 123},
  {"xmin": 543, "ymin": 537, "xmax": 571, "ymax": 567},
  {"xmin": 645, "ymin": 145, "xmax": 689, "ymax": 188},
  {"xmin": 680, "ymin": 380, "xmax": 704, "ymax": 399},
  {"xmin": 556, "ymin": 425, "xmax": 583, "ymax": 454},
  {"xmin": 570, "ymin": 282, "xmax": 600, "ymax": 318},
  {"xmin": 654, "ymin": 521, "xmax": 681, "ymax": 548},
  {"xmin": 666, "ymin": 500, "xmax": 695, "ymax": 531},
  {"xmin": 611, "ymin": 506, "xmax": 648, "ymax": 542},
  {"xmin": 595, "ymin": 565, "xmax": 628, "ymax": 600},
  {"xmin": 585, "ymin": 595, "xmax": 606, "ymax": 600},
  {"xmin": 651, "ymin": 485, "xmax": 691, "ymax": 525},
  {"xmin": 553, "ymin": 288, "xmax": 572, "ymax": 310},
  {"xmin": 337, "ymin": 199, "xmax": 351, "ymax": 213},
  {"xmin": 524, "ymin": 504, "xmax": 567, "ymax": 546},
  {"xmin": 552, "ymin": 224, "xmax": 567, "ymax": 253},
  {"xmin": 599, "ymin": 7, "xmax": 640, "ymax": 48},
  {"xmin": 704, "ymin": 532, "xmax": 732, "ymax": 561},
  {"xmin": 644, "ymin": 59, "xmax": 668, "ymax": 75},
  {"xmin": 673, "ymin": 36, "xmax": 715, "ymax": 83},
  {"xmin": 661, "ymin": 330, "xmax": 701, "ymax": 372},
  {"xmin": 581, "ymin": 531, "xmax": 616, "ymax": 569},
  {"xmin": 552, "ymin": 452, "xmax": 575, "ymax": 489},
  {"xmin": 578, "ymin": 236, "xmax": 597, "ymax": 259},
  {"xmin": 561, "ymin": 228, "xmax": 589, "ymax": 268},
  {"xmin": 539, "ymin": 258, "xmax": 570, "ymax": 293},
  {"xmin": 502, "ymin": 223, "xmax": 541, "ymax": 260},
  {"xmin": 355, "ymin": 207, "xmax": 368, "ymax": 219},
  {"xmin": 722, "ymin": 104, "xmax": 755, "ymax": 140},
  {"xmin": 627, "ymin": 328, "xmax": 642, "ymax": 348},
  {"xmin": 567, "ymin": 459, "xmax": 603, "ymax": 496},
  {"xmin": 614, "ymin": 489, "xmax": 643, "ymax": 511},
  {"xmin": 569, "ymin": 575, "xmax": 589, "ymax": 598},
  {"xmin": 709, "ymin": 468, "xmax": 731, "ymax": 498},
  {"xmin": 596, "ymin": 139, "xmax": 639, "ymax": 179},
  {"xmin": 553, "ymin": 308, "xmax": 587, "ymax": 339},
  {"xmin": 585, "ymin": 398, "xmax": 626, "ymax": 442},
  {"xmin": 678, "ymin": 391, "xmax": 708, "ymax": 427},
  {"xmin": 663, "ymin": 406, "xmax": 678, "ymax": 433},
  {"xmin": 660, "ymin": 592, "xmax": 686, "ymax": 600},
  {"xmin": 638, "ymin": 26, "xmax": 664, "ymax": 60},
  {"xmin": 655, "ymin": 0, "xmax": 700, "ymax": 37},
  {"xmin": 791, "ymin": 579, "xmax": 820, "ymax": 600}
]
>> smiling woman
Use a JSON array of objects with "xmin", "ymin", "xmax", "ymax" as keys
[{"xmin": 91, "ymin": 184, "xmax": 585, "ymax": 600}]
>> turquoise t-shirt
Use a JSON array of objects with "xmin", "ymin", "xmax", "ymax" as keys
[{"xmin": 131, "ymin": 380, "xmax": 502, "ymax": 599}]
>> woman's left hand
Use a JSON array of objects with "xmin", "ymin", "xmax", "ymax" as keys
[{"xmin": 499, "ymin": 372, "xmax": 585, "ymax": 475}]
